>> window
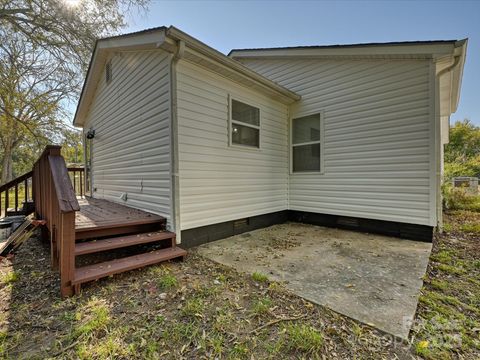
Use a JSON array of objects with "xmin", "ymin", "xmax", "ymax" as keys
[
  {"xmin": 230, "ymin": 98, "xmax": 260, "ymax": 148},
  {"xmin": 105, "ymin": 60, "xmax": 112, "ymax": 84},
  {"xmin": 292, "ymin": 113, "xmax": 322, "ymax": 172}
]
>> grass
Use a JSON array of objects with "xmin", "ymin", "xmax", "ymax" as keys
[
  {"xmin": 0, "ymin": 271, "xmax": 19, "ymax": 286},
  {"xmin": 437, "ymin": 263, "xmax": 466, "ymax": 275},
  {"xmin": 0, "ymin": 244, "xmax": 405, "ymax": 359},
  {"xmin": 181, "ymin": 297, "xmax": 205, "ymax": 318},
  {"xmin": 443, "ymin": 185, "xmax": 480, "ymax": 212},
  {"xmin": 1, "ymin": 210, "xmax": 479, "ymax": 359},
  {"xmin": 412, "ymin": 209, "xmax": 480, "ymax": 359},
  {"xmin": 458, "ymin": 222, "xmax": 480, "ymax": 234},
  {"xmin": 281, "ymin": 323, "xmax": 324, "ymax": 353},
  {"xmin": 157, "ymin": 273, "xmax": 178, "ymax": 289},
  {"xmin": 251, "ymin": 272, "xmax": 269, "ymax": 283},
  {"xmin": 74, "ymin": 298, "xmax": 111, "ymax": 337},
  {"xmin": 251, "ymin": 297, "xmax": 273, "ymax": 317}
]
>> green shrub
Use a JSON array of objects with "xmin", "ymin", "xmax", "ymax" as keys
[{"xmin": 442, "ymin": 182, "xmax": 480, "ymax": 212}]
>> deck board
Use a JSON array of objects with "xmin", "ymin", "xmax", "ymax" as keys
[{"xmin": 75, "ymin": 197, "xmax": 165, "ymax": 232}]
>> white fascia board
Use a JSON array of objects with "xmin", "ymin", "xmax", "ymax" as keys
[
  {"xmin": 229, "ymin": 43, "xmax": 457, "ymax": 59},
  {"xmin": 450, "ymin": 40, "xmax": 468, "ymax": 113}
]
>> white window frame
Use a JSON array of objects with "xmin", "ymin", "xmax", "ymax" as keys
[
  {"xmin": 228, "ymin": 94, "xmax": 261, "ymax": 150},
  {"xmin": 290, "ymin": 110, "xmax": 325, "ymax": 174}
]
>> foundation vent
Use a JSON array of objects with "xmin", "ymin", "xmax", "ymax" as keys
[
  {"xmin": 233, "ymin": 218, "xmax": 249, "ymax": 231},
  {"xmin": 336, "ymin": 217, "xmax": 359, "ymax": 228}
]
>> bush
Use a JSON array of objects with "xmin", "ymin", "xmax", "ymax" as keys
[{"xmin": 442, "ymin": 182, "xmax": 480, "ymax": 212}]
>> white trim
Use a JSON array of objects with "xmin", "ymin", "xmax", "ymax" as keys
[
  {"xmin": 228, "ymin": 95, "xmax": 261, "ymax": 150},
  {"xmin": 430, "ymin": 60, "xmax": 442, "ymax": 229},
  {"xmin": 229, "ymin": 42, "xmax": 458, "ymax": 59},
  {"xmin": 428, "ymin": 60, "xmax": 438, "ymax": 228},
  {"xmin": 290, "ymin": 111, "xmax": 325, "ymax": 175}
]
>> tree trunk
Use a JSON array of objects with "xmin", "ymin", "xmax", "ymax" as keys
[{"xmin": 1, "ymin": 140, "xmax": 14, "ymax": 184}]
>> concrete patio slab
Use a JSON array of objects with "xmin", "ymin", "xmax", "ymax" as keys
[{"xmin": 197, "ymin": 222, "xmax": 432, "ymax": 339}]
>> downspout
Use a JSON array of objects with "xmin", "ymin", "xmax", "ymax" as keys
[
  {"xmin": 169, "ymin": 40, "xmax": 185, "ymax": 243},
  {"xmin": 437, "ymin": 54, "xmax": 460, "ymax": 78},
  {"xmin": 434, "ymin": 54, "xmax": 461, "ymax": 231}
]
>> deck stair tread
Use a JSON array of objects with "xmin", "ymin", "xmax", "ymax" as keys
[
  {"xmin": 73, "ymin": 247, "xmax": 187, "ymax": 285},
  {"xmin": 75, "ymin": 231, "xmax": 176, "ymax": 256}
]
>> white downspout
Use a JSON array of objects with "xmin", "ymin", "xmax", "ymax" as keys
[
  {"xmin": 169, "ymin": 40, "xmax": 184, "ymax": 243},
  {"xmin": 435, "ymin": 54, "xmax": 461, "ymax": 231}
]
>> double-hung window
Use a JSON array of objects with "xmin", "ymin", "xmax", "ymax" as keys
[
  {"xmin": 292, "ymin": 113, "xmax": 323, "ymax": 172},
  {"xmin": 230, "ymin": 98, "xmax": 260, "ymax": 148}
]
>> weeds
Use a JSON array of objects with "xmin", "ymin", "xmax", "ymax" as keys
[
  {"xmin": 281, "ymin": 323, "xmax": 324, "ymax": 353},
  {"xmin": 1, "ymin": 271, "xmax": 19, "ymax": 286},
  {"xmin": 181, "ymin": 297, "xmax": 204, "ymax": 318},
  {"xmin": 157, "ymin": 273, "xmax": 177, "ymax": 289},
  {"xmin": 74, "ymin": 298, "xmax": 111, "ymax": 337},
  {"xmin": 251, "ymin": 297, "xmax": 272, "ymax": 317},
  {"xmin": 437, "ymin": 263, "xmax": 466, "ymax": 275},
  {"xmin": 252, "ymin": 272, "xmax": 269, "ymax": 283},
  {"xmin": 442, "ymin": 183, "xmax": 480, "ymax": 212}
]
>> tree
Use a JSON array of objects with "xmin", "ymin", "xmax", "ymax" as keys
[
  {"xmin": 0, "ymin": 36, "xmax": 73, "ymax": 182},
  {"xmin": 444, "ymin": 119, "xmax": 480, "ymax": 179},
  {"xmin": 445, "ymin": 119, "xmax": 480, "ymax": 163},
  {"xmin": 0, "ymin": 0, "xmax": 148, "ymax": 70},
  {"xmin": 0, "ymin": 0, "xmax": 148, "ymax": 183}
]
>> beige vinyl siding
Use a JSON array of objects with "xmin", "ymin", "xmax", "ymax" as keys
[
  {"xmin": 176, "ymin": 60, "xmax": 289, "ymax": 230},
  {"xmin": 239, "ymin": 58, "xmax": 435, "ymax": 226},
  {"xmin": 83, "ymin": 50, "xmax": 173, "ymax": 223}
]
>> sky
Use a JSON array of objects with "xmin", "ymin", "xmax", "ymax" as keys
[{"xmin": 125, "ymin": 0, "xmax": 479, "ymax": 125}]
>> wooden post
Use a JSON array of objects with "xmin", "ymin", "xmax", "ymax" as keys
[
  {"xmin": 31, "ymin": 145, "xmax": 80, "ymax": 298},
  {"xmin": 79, "ymin": 171, "xmax": 83, "ymax": 198},
  {"xmin": 14, "ymin": 184, "xmax": 18, "ymax": 211},
  {"xmin": 59, "ymin": 212, "xmax": 75, "ymax": 298},
  {"xmin": 24, "ymin": 179, "xmax": 28, "ymax": 202},
  {"xmin": 73, "ymin": 171, "xmax": 76, "ymax": 194}
]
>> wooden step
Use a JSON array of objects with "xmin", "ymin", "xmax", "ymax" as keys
[
  {"xmin": 75, "ymin": 219, "xmax": 165, "ymax": 240},
  {"xmin": 73, "ymin": 247, "xmax": 187, "ymax": 285},
  {"xmin": 75, "ymin": 231, "xmax": 176, "ymax": 256}
]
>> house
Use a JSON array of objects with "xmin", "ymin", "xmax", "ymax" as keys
[{"xmin": 73, "ymin": 26, "xmax": 467, "ymax": 246}]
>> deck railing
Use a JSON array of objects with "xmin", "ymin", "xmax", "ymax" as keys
[
  {"xmin": 0, "ymin": 171, "xmax": 33, "ymax": 217},
  {"xmin": 32, "ymin": 145, "xmax": 80, "ymax": 297},
  {"xmin": 0, "ymin": 165, "xmax": 84, "ymax": 218},
  {"xmin": 68, "ymin": 167, "xmax": 85, "ymax": 198}
]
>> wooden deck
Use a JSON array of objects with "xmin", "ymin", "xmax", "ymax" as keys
[
  {"xmin": 24, "ymin": 145, "xmax": 185, "ymax": 297},
  {"xmin": 75, "ymin": 197, "xmax": 166, "ymax": 240}
]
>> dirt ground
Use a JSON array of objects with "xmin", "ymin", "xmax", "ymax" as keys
[
  {"xmin": 0, "ymin": 237, "xmax": 412, "ymax": 359},
  {"xmin": 0, "ymin": 211, "xmax": 478, "ymax": 359},
  {"xmin": 412, "ymin": 210, "xmax": 480, "ymax": 359},
  {"xmin": 197, "ymin": 222, "xmax": 431, "ymax": 339}
]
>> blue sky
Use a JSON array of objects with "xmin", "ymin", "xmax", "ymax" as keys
[{"xmin": 126, "ymin": 0, "xmax": 479, "ymax": 125}]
